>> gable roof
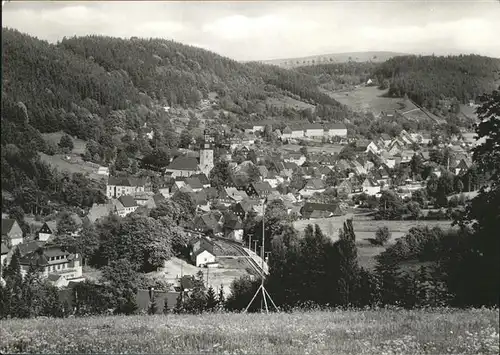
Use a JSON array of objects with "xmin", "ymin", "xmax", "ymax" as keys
[
  {"xmin": 304, "ymin": 178, "xmax": 325, "ymax": 190},
  {"xmin": 2, "ymin": 219, "xmax": 18, "ymax": 235},
  {"xmin": 325, "ymin": 123, "xmax": 347, "ymax": 130},
  {"xmin": 166, "ymin": 156, "xmax": 199, "ymax": 171},
  {"xmin": 86, "ymin": 203, "xmax": 113, "ymax": 224},
  {"xmin": 118, "ymin": 195, "xmax": 137, "ymax": 208},
  {"xmin": 301, "ymin": 202, "xmax": 343, "ymax": 215},
  {"xmin": 250, "ymin": 181, "xmax": 273, "ymax": 194},
  {"xmin": 186, "ymin": 177, "xmax": 203, "ymax": 190},
  {"xmin": 191, "ymin": 173, "xmax": 210, "ymax": 185}
]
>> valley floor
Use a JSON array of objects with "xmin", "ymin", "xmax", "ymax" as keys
[{"xmin": 1, "ymin": 308, "xmax": 498, "ymax": 354}]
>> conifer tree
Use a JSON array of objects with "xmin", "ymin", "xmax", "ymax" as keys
[
  {"xmin": 217, "ymin": 285, "xmax": 225, "ymax": 310},
  {"xmin": 205, "ymin": 285, "xmax": 218, "ymax": 312}
]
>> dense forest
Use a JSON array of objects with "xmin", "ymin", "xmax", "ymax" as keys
[{"xmin": 374, "ymin": 55, "xmax": 500, "ymax": 107}]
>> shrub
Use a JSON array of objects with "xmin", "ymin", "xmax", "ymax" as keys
[{"xmin": 375, "ymin": 226, "xmax": 391, "ymax": 245}]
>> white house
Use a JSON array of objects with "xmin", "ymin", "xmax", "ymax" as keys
[
  {"xmin": 365, "ymin": 141, "xmax": 380, "ymax": 155},
  {"xmin": 291, "ymin": 128, "xmax": 305, "ymax": 138},
  {"xmin": 304, "ymin": 124, "xmax": 324, "ymax": 138},
  {"xmin": 325, "ymin": 123, "xmax": 347, "ymax": 137},
  {"xmin": 97, "ymin": 166, "xmax": 109, "ymax": 176},
  {"xmin": 107, "ymin": 176, "xmax": 146, "ymax": 199},
  {"xmin": 362, "ymin": 178, "xmax": 381, "ymax": 196},
  {"xmin": 284, "ymin": 153, "xmax": 306, "ymax": 166},
  {"xmin": 118, "ymin": 195, "xmax": 139, "ymax": 216}
]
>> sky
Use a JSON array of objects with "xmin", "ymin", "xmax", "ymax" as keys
[{"xmin": 2, "ymin": 1, "xmax": 500, "ymax": 61}]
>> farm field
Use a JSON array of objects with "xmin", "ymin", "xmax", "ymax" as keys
[
  {"xmin": 41, "ymin": 131, "xmax": 87, "ymax": 155},
  {"xmin": 1, "ymin": 308, "xmax": 498, "ymax": 354}
]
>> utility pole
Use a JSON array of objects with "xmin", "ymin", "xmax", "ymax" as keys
[
  {"xmin": 244, "ymin": 197, "xmax": 279, "ymax": 314},
  {"xmin": 253, "ymin": 240, "xmax": 258, "ymax": 254}
]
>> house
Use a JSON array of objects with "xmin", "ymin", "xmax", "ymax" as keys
[
  {"xmin": 300, "ymin": 203, "xmax": 344, "ymax": 219},
  {"xmin": 164, "ymin": 156, "xmax": 200, "ymax": 178},
  {"xmin": 185, "ymin": 177, "xmax": 204, "ymax": 192},
  {"xmin": 325, "ymin": 123, "xmax": 348, "ymax": 137},
  {"xmin": 281, "ymin": 126, "xmax": 293, "ymax": 139},
  {"xmin": 284, "ymin": 153, "xmax": 306, "ymax": 166},
  {"xmin": 190, "ymin": 237, "xmax": 216, "ymax": 267},
  {"xmin": 18, "ymin": 242, "xmax": 84, "ymax": 287},
  {"xmin": 231, "ymin": 199, "xmax": 260, "ymax": 219},
  {"xmin": 362, "ymin": 178, "xmax": 381, "ymax": 196},
  {"xmin": 223, "ymin": 218, "xmax": 244, "ymax": 242},
  {"xmin": 388, "ymin": 138, "xmax": 405, "ymax": 155},
  {"xmin": 97, "ymin": 166, "xmax": 110, "ymax": 176},
  {"xmin": 246, "ymin": 182, "xmax": 273, "ymax": 199},
  {"xmin": 106, "ymin": 176, "xmax": 146, "ymax": 199},
  {"xmin": 118, "ymin": 195, "xmax": 138, "ymax": 215},
  {"xmin": 191, "ymin": 173, "xmax": 211, "ymax": 188},
  {"xmin": 366, "ymin": 141, "xmax": 380, "ymax": 155},
  {"xmin": 111, "ymin": 199, "xmax": 126, "ymax": 217},
  {"xmin": 290, "ymin": 126, "xmax": 305, "ymax": 138},
  {"xmin": 36, "ymin": 222, "xmax": 56, "ymax": 242},
  {"xmin": 337, "ymin": 179, "xmax": 353, "ymax": 195},
  {"xmin": 299, "ymin": 178, "xmax": 326, "ymax": 197},
  {"xmin": 263, "ymin": 171, "xmax": 281, "ymax": 188},
  {"xmin": 83, "ymin": 203, "xmax": 113, "ymax": 226},
  {"xmin": 2, "ymin": 219, "xmax": 24, "ymax": 247},
  {"xmin": 380, "ymin": 133, "xmax": 392, "ymax": 147},
  {"xmin": 304, "ymin": 124, "xmax": 324, "ymax": 138},
  {"xmin": 455, "ymin": 157, "xmax": 472, "ymax": 175},
  {"xmin": 193, "ymin": 214, "xmax": 221, "ymax": 235}
]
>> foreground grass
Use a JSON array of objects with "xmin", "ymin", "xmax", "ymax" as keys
[{"xmin": 1, "ymin": 308, "xmax": 498, "ymax": 354}]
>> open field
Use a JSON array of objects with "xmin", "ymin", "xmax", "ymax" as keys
[
  {"xmin": 266, "ymin": 95, "xmax": 316, "ymax": 111},
  {"xmin": 41, "ymin": 131, "xmax": 87, "ymax": 155},
  {"xmin": 1, "ymin": 308, "xmax": 498, "ymax": 354},
  {"xmin": 39, "ymin": 153, "xmax": 105, "ymax": 181},
  {"xmin": 323, "ymin": 86, "xmax": 404, "ymax": 116}
]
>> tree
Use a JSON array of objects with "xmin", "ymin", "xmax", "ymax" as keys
[
  {"xmin": 205, "ymin": 285, "xmax": 218, "ymax": 311},
  {"xmin": 209, "ymin": 161, "xmax": 232, "ymax": 189},
  {"xmin": 448, "ymin": 87, "xmax": 500, "ymax": 307},
  {"xmin": 115, "ymin": 150, "xmax": 130, "ymax": 171},
  {"xmin": 217, "ymin": 286, "xmax": 225, "ymax": 310},
  {"xmin": 325, "ymin": 169, "xmax": 340, "ymax": 187},
  {"xmin": 247, "ymin": 164, "xmax": 261, "ymax": 184},
  {"xmin": 334, "ymin": 220, "xmax": 360, "ymax": 305},
  {"xmin": 378, "ymin": 190, "xmax": 405, "ymax": 220},
  {"xmin": 59, "ymin": 134, "xmax": 74, "ymax": 153},
  {"xmin": 375, "ymin": 226, "xmax": 391, "ymax": 245},
  {"xmin": 56, "ymin": 211, "xmax": 79, "ymax": 236},
  {"xmin": 406, "ymin": 201, "xmax": 421, "ymax": 219}
]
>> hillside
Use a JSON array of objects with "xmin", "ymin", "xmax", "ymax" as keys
[
  {"xmin": 374, "ymin": 55, "xmax": 500, "ymax": 108},
  {"xmin": 1, "ymin": 309, "xmax": 498, "ymax": 354},
  {"xmin": 259, "ymin": 51, "xmax": 408, "ymax": 68},
  {"xmin": 1, "ymin": 28, "xmax": 357, "ymax": 214}
]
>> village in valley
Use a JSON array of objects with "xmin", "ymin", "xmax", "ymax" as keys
[{"xmin": 1, "ymin": 84, "xmax": 481, "ymax": 311}]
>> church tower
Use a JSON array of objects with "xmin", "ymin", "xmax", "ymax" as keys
[{"xmin": 199, "ymin": 130, "xmax": 214, "ymax": 176}]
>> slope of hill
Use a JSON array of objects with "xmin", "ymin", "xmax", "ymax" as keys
[
  {"xmin": 374, "ymin": 55, "xmax": 500, "ymax": 108},
  {"xmin": 260, "ymin": 51, "xmax": 408, "ymax": 68},
  {"xmin": 1, "ymin": 309, "xmax": 498, "ymax": 354},
  {"xmin": 1, "ymin": 28, "xmax": 360, "ymax": 215}
]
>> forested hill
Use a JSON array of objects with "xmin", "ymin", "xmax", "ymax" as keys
[
  {"xmin": 373, "ymin": 55, "xmax": 500, "ymax": 108},
  {"xmin": 2, "ymin": 28, "xmax": 353, "ymax": 144}
]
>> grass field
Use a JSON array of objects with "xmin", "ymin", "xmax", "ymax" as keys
[
  {"xmin": 266, "ymin": 95, "xmax": 316, "ymax": 111},
  {"xmin": 322, "ymin": 86, "xmax": 404, "ymax": 116},
  {"xmin": 41, "ymin": 131, "xmax": 87, "ymax": 155},
  {"xmin": 1, "ymin": 308, "xmax": 497, "ymax": 354},
  {"xmin": 39, "ymin": 153, "xmax": 105, "ymax": 181}
]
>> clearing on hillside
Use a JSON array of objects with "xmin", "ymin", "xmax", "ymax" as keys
[
  {"xmin": 266, "ymin": 95, "xmax": 316, "ymax": 111},
  {"xmin": 39, "ymin": 153, "xmax": 106, "ymax": 181},
  {"xmin": 41, "ymin": 131, "xmax": 87, "ymax": 155}
]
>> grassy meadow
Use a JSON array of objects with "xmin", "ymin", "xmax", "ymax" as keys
[{"xmin": 1, "ymin": 308, "xmax": 498, "ymax": 354}]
